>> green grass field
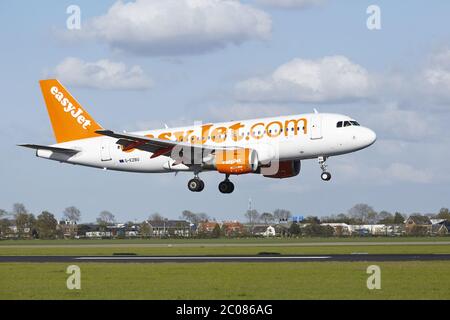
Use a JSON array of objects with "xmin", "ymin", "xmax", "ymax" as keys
[
  {"xmin": 1, "ymin": 261, "xmax": 449, "ymax": 300},
  {"xmin": 1, "ymin": 238, "xmax": 449, "ymax": 300},
  {"xmin": 0, "ymin": 244, "xmax": 450, "ymax": 256},
  {"xmin": 1, "ymin": 237, "xmax": 449, "ymax": 246}
]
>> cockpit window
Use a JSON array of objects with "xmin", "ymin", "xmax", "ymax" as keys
[{"xmin": 337, "ymin": 120, "xmax": 361, "ymax": 128}]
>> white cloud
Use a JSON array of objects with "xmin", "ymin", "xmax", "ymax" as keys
[
  {"xmin": 73, "ymin": 0, "xmax": 271, "ymax": 56},
  {"xmin": 422, "ymin": 48, "xmax": 450, "ymax": 102},
  {"xmin": 236, "ymin": 56, "xmax": 373, "ymax": 103},
  {"xmin": 374, "ymin": 48, "xmax": 450, "ymax": 107},
  {"xmin": 51, "ymin": 57, "xmax": 153, "ymax": 90},
  {"xmin": 255, "ymin": 0, "xmax": 325, "ymax": 9},
  {"xmin": 364, "ymin": 103, "xmax": 439, "ymax": 141},
  {"xmin": 233, "ymin": 49, "xmax": 450, "ymax": 108},
  {"xmin": 207, "ymin": 103, "xmax": 294, "ymax": 121}
]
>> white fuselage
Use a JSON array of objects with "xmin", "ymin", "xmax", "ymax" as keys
[{"xmin": 37, "ymin": 113, "xmax": 376, "ymax": 174}]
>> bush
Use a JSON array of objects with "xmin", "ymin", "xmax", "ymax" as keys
[{"xmin": 302, "ymin": 224, "xmax": 334, "ymax": 237}]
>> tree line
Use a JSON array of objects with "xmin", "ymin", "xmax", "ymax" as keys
[
  {"xmin": 1, "ymin": 202, "xmax": 449, "ymax": 239},
  {"xmin": 0, "ymin": 203, "xmax": 119, "ymax": 239},
  {"xmin": 243, "ymin": 204, "xmax": 450, "ymax": 226}
]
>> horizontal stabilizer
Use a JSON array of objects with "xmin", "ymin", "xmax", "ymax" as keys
[{"xmin": 18, "ymin": 144, "xmax": 80, "ymax": 154}]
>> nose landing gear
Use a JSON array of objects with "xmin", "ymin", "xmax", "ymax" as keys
[
  {"xmin": 321, "ymin": 171, "xmax": 332, "ymax": 181},
  {"xmin": 218, "ymin": 175, "xmax": 235, "ymax": 194},
  {"xmin": 318, "ymin": 156, "xmax": 332, "ymax": 181}
]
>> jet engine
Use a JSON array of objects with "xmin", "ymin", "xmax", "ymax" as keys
[{"xmin": 204, "ymin": 148, "xmax": 259, "ymax": 175}]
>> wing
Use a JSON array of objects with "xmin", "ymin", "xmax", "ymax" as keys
[
  {"xmin": 95, "ymin": 129, "xmax": 238, "ymax": 159},
  {"xmin": 18, "ymin": 144, "xmax": 80, "ymax": 155}
]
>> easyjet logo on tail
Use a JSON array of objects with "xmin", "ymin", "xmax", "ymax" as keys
[{"xmin": 50, "ymin": 86, "xmax": 91, "ymax": 129}]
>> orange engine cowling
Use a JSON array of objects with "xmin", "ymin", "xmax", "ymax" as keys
[
  {"xmin": 263, "ymin": 160, "xmax": 301, "ymax": 179},
  {"xmin": 213, "ymin": 149, "xmax": 259, "ymax": 175}
]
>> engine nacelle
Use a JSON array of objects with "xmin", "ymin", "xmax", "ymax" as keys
[
  {"xmin": 263, "ymin": 160, "xmax": 301, "ymax": 179},
  {"xmin": 207, "ymin": 149, "xmax": 259, "ymax": 175}
]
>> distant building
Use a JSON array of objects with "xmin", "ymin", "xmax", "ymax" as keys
[
  {"xmin": 252, "ymin": 225, "xmax": 276, "ymax": 237},
  {"xmin": 7, "ymin": 226, "xmax": 32, "ymax": 239},
  {"xmin": 197, "ymin": 222, "xmax": 219, "ymax": 236},
  {"xmin": 85, "ymin": 231, "xmax": 112, "ymax": 238},
  {"xmin": 148, "ymin": 220, "xmax": 191, "ymax": 238},
  {"xmin": 405, "ymin": 216, "xmax": 432, "ymax": 235},
  {"xmin": 126, "ymin": 231, "xmax": 139, "ymax": 237},
  {"xmin": 125, "ymin": 223, "xmax": 140, "ymax": 237},
  {"xmin": 78, "ymin": 224, "xmax": 111, "ymax": 238},
  {"xmin": 76, "ymin": 224, "xmax": 96, "ymax": 238},
  {"xmin": 106, "ymin": 224, "xmax": 126, "ymax": 238},
  {"xmin": 274, "ymin": 223, "xmax": 293, "ymax": 237},
  {"xmin": 57, "ymin": 220, "xmax": 78, "ymax": 238},
  {"xmin": 385, "ymin": 224, "xmax": 405, "ymax": 236},
  {"xmin": 348, "ymin": 224, "xmax": 390, "ymax": 236},
  {"xmin": 430, "ymin": 219, "xmax": 450, "ymax": 236},
  {"xmin": 431, "ymin": 224, "xmax": 449, "ymax": 236},
  {"xmin": 222, "ymin": 221, "xmax": 246, "ymax": 237},
  {"xmin": 321, "ymin": 223, "xmax": 352, "ymax": 236}
]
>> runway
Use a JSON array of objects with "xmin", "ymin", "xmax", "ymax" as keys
[{"xmin": 1, "ymin": 254, "xmax": 450, "ymax": 263}]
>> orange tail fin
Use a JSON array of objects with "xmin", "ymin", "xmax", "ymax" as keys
[{"xmin": 39, "ymin": 79, "xmax": 103, "ymax": 143}]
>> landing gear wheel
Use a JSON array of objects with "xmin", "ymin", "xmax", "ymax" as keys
[
  {"xmin": 318, "ymin": 156, "xmax": 332, "ymax": 182},
  {"xmin": 197, "ymin": 180, "xmax": 205, "ymax": 192},
  {"xmin": 188, "ymin": 178, "xmax": 204, "ymax": 192},
  {"xmin": 218, "ymin": 180, "xmax": 234, "ymax": 194},
  {"xmin": 321, "ymin": 172, "xmax": 332, "ymax": 181}
]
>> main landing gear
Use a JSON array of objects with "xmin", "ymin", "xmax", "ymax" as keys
[
  {"xmin": 318, "ymin": 156, "xmax": 332, "ymax": 181},
  {"xmin": 187, "ymin": 174, "xmax": 235, "ymax": 194},
  {"xmin": 218, "ymin": 175, "xmax": 234, "ymax": 194},
  {"xmin": 188, "ymin": 174, "xmax": 204, "ymax": 192}
]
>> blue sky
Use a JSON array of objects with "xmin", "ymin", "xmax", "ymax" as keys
[{"xmin": 1, "ymin": 0, "xmax": 449, "ymax": 222}]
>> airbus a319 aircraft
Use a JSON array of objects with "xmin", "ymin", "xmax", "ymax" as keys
[{"xmin": 20, "ymin": 80, "xmax": 376, "ymax": 194}]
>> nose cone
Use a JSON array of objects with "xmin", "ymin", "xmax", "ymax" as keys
[{"xmin": 363, "ymin": 128, "xmax": 377, "ymax": 147}]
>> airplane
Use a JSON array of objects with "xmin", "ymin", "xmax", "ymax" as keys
[{"xmin": 19, "ymin": 79, "xmax": 376, "ymax": 194}]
